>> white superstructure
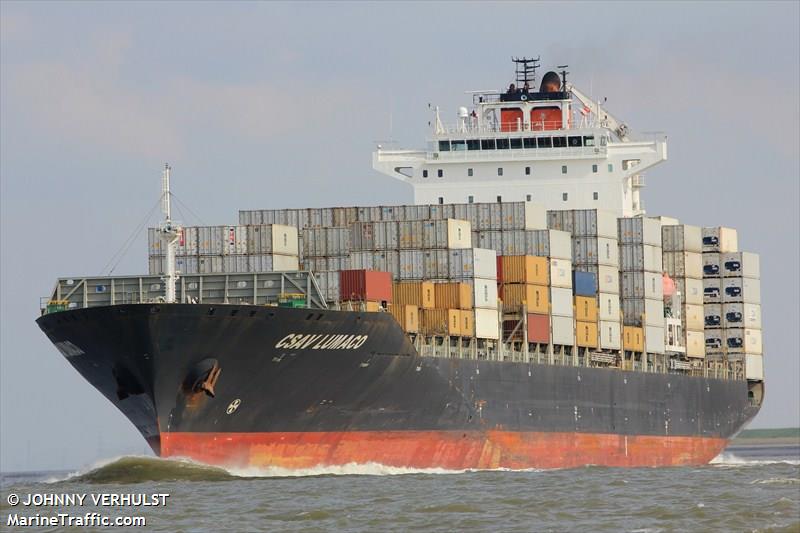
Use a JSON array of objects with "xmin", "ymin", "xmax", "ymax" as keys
[{"xmin": 373, "ymin": 59, "xmax": 667, "ymax": 217}]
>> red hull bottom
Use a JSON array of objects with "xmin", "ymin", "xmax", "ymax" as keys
[{"xmin": 161, "ymin": 431, "xmax": 728, "ymax": 469}]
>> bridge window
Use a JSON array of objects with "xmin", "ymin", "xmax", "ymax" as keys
[
  {"xmin": 497, "ymin": 168, "xmax": 503, "ymax": 176},
  {"xmin": 496, "ymin": 138, "xmax": 510, "ymax": 149},
  {"xmin": 438, "ymin": 197, "xmax": 444, "ymax": 204},
  {"xmin": 537, "ymin": 137, "xmax": 552, "ymax": 148},
  {"xmin": 562, "ymin": 193, "xmax": 568, "ymax": 201},
  {"xmin": 438, "ymin": 140, "xmax": 451, "ymax": 151},
  {"xmin": 467, "ymin": 168, "xmax": 473, "ymax": 177},
  {"xmin": 467, "ymin": 139, "xmax": 481, "ymax": 151},
  {"xmin": 422, "ymin": 169, "xmax": 428, "ymax": 178},
  {"xmin": 497, "ymin": 196, "xmax": 502, "ymax": 202},
  {"xmin": 510, "ymin": 138, "xmax": 522, "ymax": 149},
  {"xmin": 437, "ymin": 169, "xmax": 443, "ymax": 178},
  {"xmin": 481, "ymin": 139, "xmax": 496, "ymax": 150},
  {"xmin": 523, "ymin": 137, "xmax": 536, "ymax": 148},
  {"xmin": 584, "ymin": 136, "xmax": 595, "ymax": 147},
  {"xmin": 561, "ymin": 165, "xmax": 567, "ymax": 174},
  {"xmin": 592, "ymin": 164, "xmax": 598, "ymax": 173},
  {"xmin": 525, "ymin": 166, "xmax": 531, "ymax": 175},
  {"xmin": 451, "ymin": 140, "xmax": 466, "ymax": 151},
  {"xmin": 526, "ymin": 194, "xmax": 532, "ymax": 201},
  {"xmin": 468, "ymin": 195, "xmax": 474, "ymax": 203},
  {"xmin": 553, "ymin": 136, "xmax": 567, "ymax": 148},
  {"xmin": 608, "ymin": 163, "xmax": 614, "ymax": 172},
  {"xmin": 568, "ymin": 136, "xmax": 582, "ymax": 147},
  {"xmin": 593, "ymin": 192, "xmax": 599, "ymax": 200}
]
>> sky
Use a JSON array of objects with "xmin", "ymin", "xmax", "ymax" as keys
[{"xmin": 1, "ymin": 1, "xmax": 798, "ymax": 472}]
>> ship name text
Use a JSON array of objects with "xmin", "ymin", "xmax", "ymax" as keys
[{"xmin": 275, "ymin": 333, "xmax": 368, "ymax": 351}]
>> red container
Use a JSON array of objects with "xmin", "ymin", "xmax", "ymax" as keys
[
  {"xmin": 526, "ymin": 313, "xmax": 550, "ymax": 343},
  {"xmin": 339, "ymin": 270, "xmax": 393, "ymax": 303}
]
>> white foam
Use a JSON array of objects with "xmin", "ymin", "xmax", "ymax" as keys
[{"xmin": 710, "ymin": 452, "xmax": 800, "ymax": 466}]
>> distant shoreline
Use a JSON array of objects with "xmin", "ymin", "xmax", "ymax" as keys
[{"xmin": 730, "ymin": 427, "xmax": 800, "ymax": 447}]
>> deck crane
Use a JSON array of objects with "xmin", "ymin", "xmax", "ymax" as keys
[{"xmin": 567, "ymin": 83, "xmax": 630, "ymax": 142}]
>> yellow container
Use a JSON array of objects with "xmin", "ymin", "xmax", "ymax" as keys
[
  {"xmin": 390, "ymin": 304, "xmax": 419, "ymax": 333},
  {"xmin": 460, "ymin": 310, "xmax": 474, "ymax": 337},
  {"xmin": 576, "ymin": 321, "xmax": 598, "ymax": 348},
  {"xmin": 341, "ymin": 301, "xmax": 381, "ymax": 312},
  {"xmin": 623, "ymin": 326, "xmax": 644, "ymax": 352},
  {"xmin": 501, "ymin": 284, "xmax": 549, "ymax": 314},
  {"xmin": 448, "ymin": 309, "xmax": 462, "ymax": 336},
  {"xmin": 393, "ymin": 281, "xmax": 435, "ymax": 309},
  {"xmin": 501, "ymin": 256, "xmax": 549, "ymax": 285},
  {"xmin": 434, "ymin": 282, "xmax": 473, "ymax": 310},
  {"xmin": 421, "ymin": 309, "xmax": 460, "ymax": 336},
  {"xmin": 575, "ymin": 296, "xmax": 598, "ymax": 323}
]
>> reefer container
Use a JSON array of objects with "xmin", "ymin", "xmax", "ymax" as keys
[
  {"xmin": 393, "ymin": 282, "xmax": 435, "ymax": 309},
  {"xmin": 575, "ymin": 296, "xmax": 598, "ymax": 322},
  {"xmin": 433, "ymin": 282, "xmax": 472, "ymax": 310},
  {"xmin": 662, "ymin": 251, "xmax": 703, "ymax": 279},
  {"xmin": 474, "ymin": 308, "xmax": 500, "ymax": 340},
  {"xmin": 551, "ymin": 315, "xmax": 574, "ymax": 345},
  {"xmin": 501, "ymin": 284, "xmax": 549, "ymax": 314},
  {"xmin": 549, "ymin": 258, "xmax": 573, "ymax": 289},
  {"xmin": 576, "ymin": 321, "xmax": 599, "ymax": 348},
  {"xmin": 573, "ymin": 271, "xmax": 598, "ymax": 297},
  {"xmin": 721, "ymin": 252, "xmax": 760, "ymax": 279},
  {"xmin": 705, "ymin": 328, "xmax": 724, "ymax": 352},
  {"xmin": 622, "ymin": 298, "xmax": 664, "ymax": 327},
  {"xmin": 683, "ymin": 303, "xmax": 704, "ymax": 331},
  {"xmin": 702, "ymin": 226, "xmax": 738, "ymax": 253},
  {"xmin": 644, "ymin": 325, "xmax": 666, "ymax": 354},
  {"xmin": 685, "ymin": 330, "xmax": 705, "ymax": 358},
  {"xmin": 390, "ymin": 304, "xmax": 419, "ymax": 333},
  {"xmin": 527, "ymin": 313, "xmax": 550, "ymax": 344},
  {"xmin": 339, "ymin": 270, "xmax": 392, "ymax": 302},
  {"xmin": 618, "ymin": 217, "xmax": 662, "ymax": 246},
  {"xmin": 620, "ymin": 271, "xmax": 663, "ymax": 300},
  {"xmin": 702, "ymin": 253, "xmax": 721, "ymax": 278},
  {"xmin": 422, "ymin": 219, "xmax": 472, "ymax": 249},
  {"xmin": 572, "ymin": 236, "xmax": 619, "ymax": 267},
  {"xmin": 500, "ymin": 256, "xmax": 549, "ymax": 285},
  {"xmin": 550, "ymin": 287, "xmax": 574, "ymax": 317},
  {"xmin": 473, "ymin": 278, "xmax": 499, "ymax": 309},
  {"xmin": 702, "ymin": 278, "xmax": 722, "ymax": 304},
  {"xmin": 723, "ymin": 303, "xmax": 761, "ymax": 329},
  {"xmin": 726, "ymin": 328, "xmax": 763, "ymax": 354},
  {"xmin": 619, "ymin": 244, "xmax": 663, "ymax": 273},
  {"xmin": 599, "ymin": 320, "xmax": 621, "ymax": 350},
  {"xmin": 677, "ymin": 278, "xmax": 704, "ymax": 305},
  {"xmin": 448, "ymin": 248, "xmax": 497, "ymax": 279},
  {"xmin": 722, "ymin": 277, "xmax": 761, "ymax": 304},
  {"xmin": 661, "ymin": 224, "xmax": 702, "ymax": 253},
  {"xmin": 745, "ymin": 354, "xmax": 764, "ymax": 380},
  {"xmin": 623, "ymin": 326, "xmax": 644, "ymax": 351},
  {"xmin": 598, "ymin": 293, "xmax": 620, "ymax": 322},
  {"xmin": 704, "ymin": 303, "xmax": 722, "ymax": 328}
]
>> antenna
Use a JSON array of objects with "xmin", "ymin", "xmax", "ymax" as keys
[
  {"xmin": 159, "ymin": 163, "xmax": 181, "ymax": 303},
  {"xmin": 557, "ymin": 65, "xmax": 569, "ymax": 91},
  {"xmin": 511, "ymin": 56, "xmax": 540, "ymax": 88},
  {"xmin": 161, "ymin": 163, "xmax": 172, "ymax": 222}
]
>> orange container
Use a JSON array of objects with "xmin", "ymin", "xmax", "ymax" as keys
[
  {"xmin": 501, "ymin": 284, "xmax": 549, "ymax": 314},
  {"xmin": 460, "ymin": 310, "xmax": 474, "ymax": 337},
  {"xmin": 575, "ymin": 296, "xmax": 598, "ymax": 322},
  {"xmin": 576, "ymin": 321, "xmax": 598, "ymax": 348},
  {"xmin": 623, "ymin": 326, "xmax": 644, "ymax": 351},
  {"xmin": 390, "ymin": 304, "xmax": 419, "ymax": 333},
  {"xmin": 434, "ymin": 282, "xmax": 472, "ymax": 310},
  {"xmin": 392, "ymin": 281, "xmax": 435, "ymax": 309},
  {"xmin": 340, "ymin": 270, "xmax": 392, "ymax": 302},
  {"xmin": 421, "ymin": 309, "xmax": 461, "ymax": 336},
  {"xmin": 500, "ymin": 256, "xmax": 549, "ymax": 285}
]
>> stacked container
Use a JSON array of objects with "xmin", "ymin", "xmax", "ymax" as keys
[
  {"xmin": 618, "ymin": 217, "xmax": 664, "ymax": 354},
  {"xmin": 338, "ymin": 270, "xmax": 392, "ymax": 311},
  {"xmin": 702, "ymin": 227, "xmax": 737, "ymax": 360},
  {"xmin": 413, "ymin": 282, "xmax": 474, "ymax": 337},
  {"xmin": 662, "ymin": 224, "xmax": 704, "ymax": 358},
  {"xmin": 574, "ymin": 271, "xmax": 599, "ymax": 349}
]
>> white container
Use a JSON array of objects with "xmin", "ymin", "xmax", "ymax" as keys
[
  {"xmin": 551, "ymin": 315, "xmax": 575, "ymax": 345},
  {"xmin": 721, "ymin": 252, "xmax": 760, "ymax": 279},
  {"xmin": 599, "ymin": 320, "xmax": 621, "ymax": 350},
  {"xmin": 501, "ymin": 202, "xmax": 547, "ymax": 230},
  {"xmin": 619, "ymin": 244, "xmax": 663, "ymax": 273},
  {"xmin": 148, "ymin": 255, "xmax": 164, "ymax": 275},
  {"xmin": 621, "ymin": 271, "xmax": 663, "ymax": 300},
  {"xmin": 302, "ymin": 227, "xmax": 327, "ymax": 257},
  {"xmin": 579, "ymin": 265, "xmax": 620, "ymax": 295},
  {"xmin": 722, "ymin": 277, "xmax": 761, "ymax": 304},
  {"xmin": 325, "ymin": 256, "xmax": 349, "ymax": 271},
  {"xmin": 448, "ymin": 248, "xmax": 497, "ymax": 279},
  {"xmin": 704, "ymin": 328, "xmax": 724, "ymax": 352},
  {"xmin": 622, "ymin": 298, "xmax": 664, "ymax": 327},
  {"xmin": 500, "ymin": 230, "xmax": 526, "ymax": 256},
  {"xmin": 661, "ymin": 224, "xmax": 702, "ymax": 252},
  {"xmin": 649, "ymin": 215, "xmax": 681, "ymax": 227},
  {"xmin": 572, "ymin": 209, "xmax": 619, "ymax": 238},
  {"xmin": 423, "ymin": 249, "xmax": 450, "ymax": 279},
  {"xmin": 398, "ymin": 220, "xmax": 425, "ymax": 249},
  {"xmin": 222, "ymin": 255, "xmax": 249, "ymax": 273},
  {"xmin": 683, "ymin": 304, "xmax": 704, "ymax": 331},
  {"xmin": 745, "ymin": 354, "xmax": 764, "ymax": 380},
  {"xmin": 618, "ymin": 217, "xmax": 662, "ymax": 246},
  {"xmin": 474, "ymin": 308, "xmax": 500, "ymax": 340},
  {"xmin": 598, "ymin": 292, "xmax": 620, "ymax": 322},
  {"xmin": 399, "ymin": 250, "xmax": 425, "ymax": 280},
  {"xmin": 198, "ymin": 226, "xmax": 225, "ymax": 255},
  {"xmin": 702, "ymin": 253, "xmax": 721, "ymax": 278},
  {"xmin": 685, "ymin": 330, "xmax": 705, "ymax": 358},
  {"xmin": 572, "ymin": 236, "xmax": 619, "ymax": 267},
  {"xmin": 364, "ymin": 251, "xmax": 400, "ymax": 278},
  {"xmin": 473, "ymin": 230, "xmax": 503, "ymax": 253},
  {"xmin": 324, "ymin": 227, "xmax": 349, "ymax": 257},
  {"xmin": 550, "ymin": 287, "xmax": 574, "ymax": 317},
  {"xmin": 676, "ymin": 278, "xmax": 703, "ymax": 305},
  {"xmin": 644, "ymin": 325, "xmax": 665, "ymax": 354},
  {"xmin": 549, "ymin": 258, "xmax": 573, "ymax": 289},
  {"xmin": 723, "ymin": 303, "xmax": 762, "ymax": 329},
  {"xmin": 148, "ymin": 228, "xmax": 163, "ymax": 256},
  {"xmin": 663, "ymin": 251, "xmax": 702, "ymax": 279},
  {"xmin": 702, "ymin": 226, "xmax": 738, "ymax": 253},
  {"xmin": 702, "ymin": 278, "xmax": 722, "ymax": 303},
  {"xmin": 547, "ymin": 210, "xmax": 574, "ymax": 234},
  {"xmin": 726, "ymin": 328, "xmax": 763, "ymax": 354},
  {"xmin": 525, "ymin": 229, "xmax": 572, "ymax": 259},
  {"xmin": 422, "ymin": 219, "xmax": 472, "ymax": 249},
  {"xmin": 349, "ymin": 251, "xmax": 374, "ymax": 270},
  {"xmin": 473, "ymin": 278, "xmax": 499, "ymax": 309},
  {"xmin": 704, "ymin": 303, "xmax": 722, "ymax": 328},
  {"xmin": 198, "ymin": 255, "xmax": 223, "ymax": 274}
]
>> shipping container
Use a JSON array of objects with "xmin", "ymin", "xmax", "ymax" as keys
[
  {"xmin": 198, "ymin": 255, "xmax": 223, "ymax": 274},
  {"xmin": 598, "ymin": 292, "xmax": 620, "ymax": 322},
  {"xmin": 573, "ymin": 271, "xmax": 598, "ymax": 297},
  {"xmin": 248, "ymin": 254, "xmax": 300, "ymax": 272},
  {"xmin": 599, "ymin": 320, "xmax": 621, "ymax": 350},
  {"xmin": 339, "ymin": 270, "xmax": 393, "ymax": 302},
  {"xmin": 549, "ymin": 258, "xmax": 573, "ymax": 289},
  {"xmin": 618, "ymin": 217, "xmax": 661, "ymax": 246},
  {"xmin": 314, "ymin": 271, "xmax": 341, "ymax": 302},
  {"xmin": 393, "ymin": 281, "xmax": 435, "ymax": 309},
  {"xmin": 579, "ymin": 264, "xmax": 620, "ymax": 294},
  {"xmin": 421, "ymin": 309, "xmax": 448, "ymax": 335},
  {"xmin": 390, "ymin": 304, "xmax": 419, "ymax": 333},
  {"xmin": 704, "ymin": 328, "xmax": 724, "ymax": 352},
  {"xmin": 644, "ymin": 325, "xmax": 666, "ymax": 354},
  {"xmin": 302, "ymin": 228, "xmax": 327, "ymax": 257},
  {"xmin": 147, "ymin": 228, "xmax": 162, "ymax": 256},
  {"xmin": 474, "ymin": 308, "xmax": 500, "ymax": 339},
  {"xmin": 551, "ymin": 315, "xmax": 574, "ymax": 345},
  {"xmin": 683, "ymin": 303, "xmax": 704, "ymax": 331},
  {"xmin": 248, "ymin": 224, "xmax": 299, "ymax": 256},
  {"xmin": 745, "ymin": 353, "xmax": 764, "ymax": 380},
  {"xmin": 572, "ymin": 209, "xmax": 619, "ymax": 238},
  {"xmin": 661, "ymin": 224, "xmax": 702, "ymax": 253},
  {"xmin": 620, "ymin": 271, "xmax": 664, "ymax": 300},
  {"xmin": 649, "ymin": 215, "xmax": 681, "ymax": 226},
  {"xmin": 723, "ymin": 302, "xmax": 762, "ymax": 330},
  {"xmin": 676, "ymin": 277, "xmax": 703, "ymax": 305},
  {"xmin": 622, "ymin": 298, "xmax": 664, "ymax": 327},
  {"xmin": 433, "ymin": 282, "xmax": 472, "ymax": 310},
  {"xmin": 197, "ymin": 226, "xmax": 225, "ymax": 255},
  {"xmin": 472, "ymin": 230, "xmax": 504, "ymax": 253},
  {"xmin": 501, "ymin": 202, "xmax": 547, "ymax": 230},
  {"xmin": 399, "ymin": 250, "xmax": 425, "ymax": 280},
  {"xmin": 619, "ymin": 244, "xmax": 663, "ymax": 272},
  {"xmin": 725, "ymin": 328, "xmax": 763, "ymax": 354},
  {"xmin": 721, "ymin": 252, "xmax": 760, "ymax": 279},
  {"xmin": 420, "ymin": 219, "xmax": 471, "ymax": 249},
  {"xmin": 662, "ymin": 251, "xmax": 703, "ymax": 279},
  {"xmin": 460, "ymin": 309, "xmax": 474, "ymax": 337},
  {"xmin": 702, "ymin": 253, "xmax": 721, "ymax": 277},
  {"xmin": 501, "ymin": 229, "xmax": 527, "ymax": 256},
  {"xmin": 702, "ymin": 226, "xmax": 738, "ymax": 253},
  {"xmin": 422, "ymin": 249, "xmax": 450, "ymax": 279},
  {"xmin": 623, "ymin": 326, "xmax": 644, "ymax": 352},
  {"xmin": 473, "ymin": 278, "xmax": 499, "ymax": 309},
  {"xmin": 572, "ymin": 236, "xmax": 619, "ymax": 267},
  {"xmin": 576, "ymin": 321, "xmax": 599, "ymax": 348},
  {"xmin": 499, "ymin": 256, "xmax": 549, "ymax": 285},
  {"xmin": 526, "ymin": 313, "xmax": 550, "ymax": 343},
  {"xmin": 501, "ymin": 284, "xmax": 549, "ymax": 314},
  {"xmin": 526, "ymin": 229, "xmax": 572, "ymax": 259},
  {"xmin": 575, "ymin": 295, "xmax": 598, "ymax": 322},
  {"xmin": 340, "ymin": 300, "xmax": 382, "ymax": 312},
  {"xmin": 448, "ymin": 248, "xmax": 497, "ymax": 279},
  {"xmin": 546, "ymin": 209, "xmax": 574, "ymax": 234},
  {"xmin": 222, "ymin": 255, "xmax": 249, "ymax": 273},
  {"xmin": 398, "ymin": 220, "xmax": 425, "ymax": 249},
  {"xmin": 722, "ymin": 277, "xmax": 761, "ymax": 304},
  {"xmin": 704, "ymin": 303, "xmax": 722, "ymax": 328},
  {"xmin": 685, "ymin": 330, "xmax": 705, "ymax": 358},
  {"xmin": 550, "ymin": 287, "xmax": 574, "ymax": 317}
]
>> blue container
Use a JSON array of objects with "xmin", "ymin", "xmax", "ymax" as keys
[{"xmin": 573, "ymin": 271, "xmax": 597, "ymax": 297}]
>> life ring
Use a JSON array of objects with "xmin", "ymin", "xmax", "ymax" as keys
[{"xmin": 520, "ymin": 94, "xmax": 528, "ymax": 101}]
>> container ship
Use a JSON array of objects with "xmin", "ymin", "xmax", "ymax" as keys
[{"xmin": 36, "ymin": 58, "xmax": 764, "ymax": 469}]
